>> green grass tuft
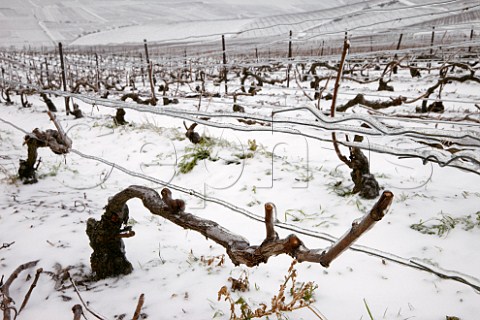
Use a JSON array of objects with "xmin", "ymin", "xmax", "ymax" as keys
[{"xmin": 178, "ymin": 144, "xmax": 212, "ymax": 174}]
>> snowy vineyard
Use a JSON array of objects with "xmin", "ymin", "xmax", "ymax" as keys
[{"xmin": 1, "ymin": 34, "xmax": 480, "ymax": 320}]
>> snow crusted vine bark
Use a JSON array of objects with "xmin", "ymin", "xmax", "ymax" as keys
[{"xmin": 86, "ymin": 185, "xmax": 393, "ymax": 279}]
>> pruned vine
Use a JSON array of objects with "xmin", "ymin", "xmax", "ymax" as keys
[{"xmin": 86, "ymin": 185, "xmax": 393, "ymax": 279}]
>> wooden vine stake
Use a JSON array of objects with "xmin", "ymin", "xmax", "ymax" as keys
[
  {"xmin": 430, "ymin": 26, "xmax": 435, "ymax": 56},
  {"xmin": 396, "ymin": 33, "xmax": 403, "ymax": 50},
  {"xmin": 139, "ymin": 53, "xmax": 145, "ymax": 87},
  {"xmin": 287, "ymin": 30, "xmax": 293, "ymax": 88},
  {"xmin": 143, "ymin": 39, "xmax": 156, "ymax": 105},
  {"xmin": 143, "ymin": 39, "xmax": 150, "ymax": 63},
  {"xmin": 87, "ymin": 186, "xmax": 393, "ymax": 279},
  {"xmin": 468, "ymin": 27, "xmax": 474, "ymax": 53},
  {"xmin": 144, "ymin": 39, "xmax": 150, "ymax": 88},
  {"xmin": 184, "ymin": 48, "xmax": 187, "ymax": 69},
  {"xmin": 44, "ymin": 57, "xmax": 50, "ymax": 86},
  {"xmin": 148, "ymin": 60, "xmax": 157, "ymax": 105},
  {"xmin": 221, "ymin": 35, "xmax": 228, "ymax": 94},
  {"xmin": 58, "ymin": 42, "xmax": 71, "ymax": 115},
  {"xmin": 95, "ymin": 53, "xmax": 100, "ymax": 92}
]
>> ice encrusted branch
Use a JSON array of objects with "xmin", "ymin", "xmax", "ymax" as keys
[
  {"xmin": 69, "ymin": 94, "xmax": 480, "ymax": 174},
  {"xmin": 4, "ymin": 79, "xmax": 477, "ymax": 144},
  {"xmin": 104, "ymin": 186, "xmax": 393, "ymax": 267},
  {"xmin": 3, "ymin": 80, "xmax": 474, "ymax": 173},
  {"xmin": 2, "ymin": 78, "xmax": 479, "ymax": 174}
]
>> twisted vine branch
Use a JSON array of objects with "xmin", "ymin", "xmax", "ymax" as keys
[{"xmin": 103, "ymin": 186, "xmax": 393, "ymax": 268}]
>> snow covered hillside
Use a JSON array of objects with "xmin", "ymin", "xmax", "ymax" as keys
[
  {"xmin": 1, "ymin": 0, "xmax": 479, "ymax": 48},
  {"xmin": 1, "ymin": 1, "xmax": 480, "ymax": 320}
]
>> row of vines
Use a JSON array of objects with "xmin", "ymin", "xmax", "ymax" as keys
[{"xmin": 1, "ymin": 33, "xmax": 480, "ymax": 319}]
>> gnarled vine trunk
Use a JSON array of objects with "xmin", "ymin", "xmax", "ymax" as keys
[{"xmin": 86, "ymin": 185, "xmax": 393, "ymax": 279}]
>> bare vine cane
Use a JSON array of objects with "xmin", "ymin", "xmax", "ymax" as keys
[
  {"xmin": 330, "ymin": 33, "xmax": 380, "ymax": 199},
  {"xmin": 316, "ymin": 191, "xmax": 394, "ymax": 267}
]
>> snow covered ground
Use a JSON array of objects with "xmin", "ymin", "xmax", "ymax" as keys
[
  {"xmin": 1, "ymin": 54, "xmax": 480, "ymax": 319},
  {"xmin": 1, "ymin": 1, "xmax": 480, "ymax": 319}
]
